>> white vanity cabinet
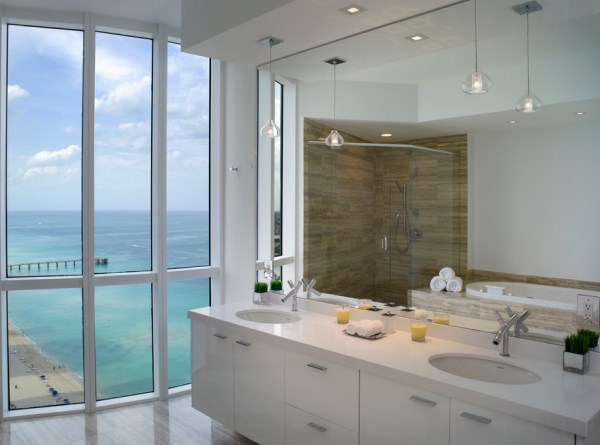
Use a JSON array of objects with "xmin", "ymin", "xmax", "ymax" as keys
[
  {"xmin": 360, "ymin": 371, "xmax": 450, "ymax": 445},
  {"xmin": 191, "ymin": 319, "xmax": 284, "ymax": 445},
  {"xmin": 191, "ymin": 321, "xmax": 234, "ymax": 428},
  {"xmin": 285, "ymin": 349, "xmax": 359, "ymax": 430},
  {"xmin": 450, "ymin": 399, "xmax": 573, "ymax": 445},
  {"xmin": 233, "ymin": 331, "xmax": 285, "ymax": 445}
]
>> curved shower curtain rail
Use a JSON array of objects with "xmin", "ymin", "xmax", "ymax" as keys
[{"xmin": 307, "ymin": 141, "xmax": 454, "ymax": 155}]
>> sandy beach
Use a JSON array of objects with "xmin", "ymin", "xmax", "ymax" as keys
[{"xmin": 8, "ymin": 321, "xmax": 84, "ymax": 409}]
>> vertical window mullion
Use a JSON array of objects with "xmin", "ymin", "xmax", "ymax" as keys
[
  {"xmin": 153, "ymin": 24, "xmax": 168, "ymax": 401},
  {"xmin": 82, "ymin": 13, "xmax": 97, "ymax": 414}
]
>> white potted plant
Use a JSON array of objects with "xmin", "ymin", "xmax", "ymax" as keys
[
  {"xmin": 253, "ymin": 281, "xmax": 269, "ymax": 305},
  {"xmin": 563, "ymin": 330, "xmax": 595, "ymax": 374}
]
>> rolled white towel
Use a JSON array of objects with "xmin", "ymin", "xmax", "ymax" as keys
[
  {"xmin": 346, "ymin": 320, "xmax": 362, "ymax": 335},
  {"xmin": 356, "ymin": 320, "xmax": 384, "ymax": 338},
  {"xmin": 439, "ymin": 267, "xmax": 456, "ymax": 281},
  {"xmin": 446, "ymin": 277, "xmax": 463, "ymax": 293},
  {"xmin": 345, "ymin": 319, "xmax": 367, "ymax": 336},
  {"xmin": 430, "ymin": 276, "xmax": 447, "ymax": 292}
]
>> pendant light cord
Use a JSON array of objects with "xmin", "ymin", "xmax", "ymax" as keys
[
  {"xmin": 474, "ymin": 0, "xmax": 479, "ymax": 71},
  {"xmin": 526, "ymin": 6, "xmax": 530, "ymax": 95},
  {"xmin": 333, "ymin": 61, "xmax": 337, "ymax": 121}
]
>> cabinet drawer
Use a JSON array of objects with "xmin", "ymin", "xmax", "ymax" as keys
[
  {"xmin": 285, "ymin": 349, "xmax": 359, "ymax": 431},
  {"xmin": 360, "ymin": 372, "xmax": 449, "ymax": 445},
  {"xmin": 451, "ymin": 399, "xmax": 573, "ymax": 445},
  {"xmin": 285, "ymin": 404, "xmax": 358, "ymax": 445}
]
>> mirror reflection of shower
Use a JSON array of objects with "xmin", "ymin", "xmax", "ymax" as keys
[{"xmin": 394, "ymin": 180, "xmax": 409, "ymax": 254}]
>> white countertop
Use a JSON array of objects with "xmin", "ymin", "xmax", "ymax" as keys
[{"xmin": 189, "ymin": 299, "xmax": 600, "ymax": 437}]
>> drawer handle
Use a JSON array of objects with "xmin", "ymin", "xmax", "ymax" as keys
[
  {"xmin": 213, "ymin": 333, "xmax": 228, "ymax": 340},
  {"xmin": 235, "ymin": 340, "xmax": 251, "ymax": 347},
  {"xmin": 409, "ymin": 395, "xmax": 437, "ymax": 407},
  {"xmin": 461, "ymin": 412, "xmax": 492, "ymax": 424},
  {"xmin": 307, "ymin": 363, "xmax": 328, "ymax": 372},
  {"xmin": 307, "ymin": 422, "xmax": 328, "ymax": 433}
]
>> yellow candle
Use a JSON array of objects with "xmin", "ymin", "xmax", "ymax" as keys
[
  {"xmin": 336, "ymin": 307, "xmax": 350, "ymax": 324},
  {"xmin": 358, "ymin": 299, "xmax": 373, "ymax": 310},
  {"xmin": 434, "ymin": 313, "xmax": 450, "ymax": 325},
  {"xmin": 411, "ymin": 322, "xmax": 427, "ymax": 342}
]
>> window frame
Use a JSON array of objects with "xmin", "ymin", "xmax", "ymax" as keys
[{"xmin": 0, "ymin": 9, "xmax": 218, "ymax": 419}]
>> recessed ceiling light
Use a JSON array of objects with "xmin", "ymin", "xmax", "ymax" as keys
[
  {"xmin": 406, "ymin": 33, "xmax": 428, "ymax": 42},
  {"xmin": 381, "ymin": 133, "xmax": 392, "ymax": 137},
  {"xmin": 575, "ymin": 111, "xmax": 586, "ymax": 116},
  {"xmin": 340, "ymin": 4, "xmax": 366, "ymax": 15},
  {"xmin": 508, "ymin": 120, "xmax": 518, "ymax": 124}
]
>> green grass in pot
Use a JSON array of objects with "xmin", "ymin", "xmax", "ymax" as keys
[
  {"xmin": 564, "ymin": 333, "xmax": 590, "ymax": 355},
  {"xmin": 577, "ymin": 328, "xmax": 600, "ymax": 349},
  {"xmin": 270, "ymin": 279, "xmax": 283, "ymax": 291},
  {"xmin": 254, "ymin": 281, "xmax": 269, "ymax": 293}
]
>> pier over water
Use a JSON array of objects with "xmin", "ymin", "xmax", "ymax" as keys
[{"xmin": 8, "ymin": 257, "xmax": 108, "ymax": 271}]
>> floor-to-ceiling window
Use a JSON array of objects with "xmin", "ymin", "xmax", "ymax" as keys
[
  {"xmin": 1, "ymin": 13, "xmax": 213, "ymax": 416},
  {"xmin": 165, "ymin": 41, "xmax": 211, "ymax": 388}
]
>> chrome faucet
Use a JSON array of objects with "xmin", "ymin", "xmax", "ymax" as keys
[
  {"xmin": 505, "ymin": 306, "xmax": 529, "ymax": 338},
  {"xmin": 493, "ymin": 309, "xmax": 530, "ymax": 357},
  {"xmin": 301, "ymin": 278, "xmax": 321, "ymax": 299},
  {"xmin": 282, "ymin": 280, "xmax": 303, "ymax": 312}
]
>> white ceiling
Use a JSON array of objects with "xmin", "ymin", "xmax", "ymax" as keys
[{"xmin": 0, "ymin": 0, "xmax": 181, "ymax": 28}]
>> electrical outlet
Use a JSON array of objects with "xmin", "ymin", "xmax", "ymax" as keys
[{"xmin": 577, "ymin": 295, "xmax": 600, "ymax": 326}]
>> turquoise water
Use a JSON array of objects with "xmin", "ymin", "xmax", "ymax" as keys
[{"xmin": 7, "ymin": 211, "xmax": 210, "ymax": 402}]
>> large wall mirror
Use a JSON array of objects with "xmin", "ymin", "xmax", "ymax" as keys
[{"xmin": 258, "ymin": 0, "xmax": 600, "ymax": 345}]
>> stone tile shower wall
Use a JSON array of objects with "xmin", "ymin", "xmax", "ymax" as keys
[
  {"xmin": 304, "ymin": 119, "xmax": 467, "ymax": 305},
  {"xmin": 304, "ymin": 120, "xmax": 375, "ymax": 299}
]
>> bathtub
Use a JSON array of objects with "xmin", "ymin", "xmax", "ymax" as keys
[{"xmin": 466, "ymin": 281, "xmax": 600, "ymax": 311}]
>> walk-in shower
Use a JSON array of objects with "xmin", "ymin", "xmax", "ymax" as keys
[{"xmin": 304, "ymin": 135, "xmax": 461, "ymax": 305}]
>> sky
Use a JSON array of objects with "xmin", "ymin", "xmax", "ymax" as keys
[{"xmin": 7, "ymin": 25, "xmax": 210, "ymax": 212}]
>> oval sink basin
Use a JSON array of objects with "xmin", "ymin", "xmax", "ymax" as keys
[
  {"xmin": 236, "ymin": 309, "xmax": 301, "ymax": 324},
  {"xmin": 429, "ymin": 353, "xmax": 541, "ymax": 385}
]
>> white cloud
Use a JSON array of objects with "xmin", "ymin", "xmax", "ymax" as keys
[
  {"xmin": 95, "ymin": 75, "xmax": 151, "ymax": 114},
  {"xmin": 28, "ymin": 144, "xmax": 81, "ymax": 166},
  {"xmin": 95, "ymin": 48, "xmax": 137, "ymax": 83},
  {"xmin": 7, "ymin": 84, "xmax": 29, "ymax": 102},
  {"xmin": 23, "ymin": 166, "xmax": 59, "ymax": 179}
]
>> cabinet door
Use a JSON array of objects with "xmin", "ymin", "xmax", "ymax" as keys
[
  {"xmin": 360, "ymin": 372, "xmax": 450, "ymax": 445},
  {"xmin": 285, "ymin": 349, "xmax": 359, "ymax": 431},
  {"xmin": 234, "ymin": 334, "xmax": 284, "ymax": 445},
  {"xmin": 285, "ymin": 404, "xmax": 358, "ymax": 445},
  {"xmin": 451, "ymin": 399, "xmax": 574, "ymax": 445},
  {"xmin": 191, "ymin": 321, "xmax": 234, "ymax": 428}
]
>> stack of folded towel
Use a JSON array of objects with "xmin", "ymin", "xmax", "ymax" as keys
[
  {"xmin": 345, "ymin": 319, "xmax": 384, "ymax": 338},
  {"xmin": 430, "ymin": 267, "xmax": 463, "ymax": 293}
]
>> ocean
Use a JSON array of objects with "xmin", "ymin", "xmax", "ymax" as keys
[{"xmin": 6, "ymin": 210, "xmax": 210, "ymax": 401}]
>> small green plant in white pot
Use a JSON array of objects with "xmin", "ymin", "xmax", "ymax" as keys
[
  {"xmin": 563, "ymin": 331, "xmax": 592, "ymax": 374},
  {"xmin": 254, "ymin": 281, "xmax": 269, "ymax": 304},
  {"xmin": 269, "ymin": 279, "xmax": 284, "ymax": 299}
]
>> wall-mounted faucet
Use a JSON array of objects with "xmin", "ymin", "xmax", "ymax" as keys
[{"xmin": 493, "ymin": 309, "xmax": 530, "ymax": 356}]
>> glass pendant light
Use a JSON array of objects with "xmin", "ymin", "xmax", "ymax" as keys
[
  {"xmin": 462, "ymin": 0, "xmax": 492, "ymax": 94},
  {"xmin": 324, "ymin": 57, "xmax": 346, "ymax": 149},
  {"xmin": 259, "ymin": 36, "xmax": 283, "ymax": 138},
  {"xmin": 515, "ymin": 3, "xmax": 542, "ymax": 112}
]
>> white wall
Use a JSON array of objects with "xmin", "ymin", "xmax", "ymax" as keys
[
  {"xmin": 300, "ymin": 80, "xmax": 418, "ymax": 122},
  {"xmin": 469, "ymin": 121, "xmax": 600, "ymax": 282},
  {"xmin": 219, "ymin": 61, "xmax": 258, "ymax": 303}
]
